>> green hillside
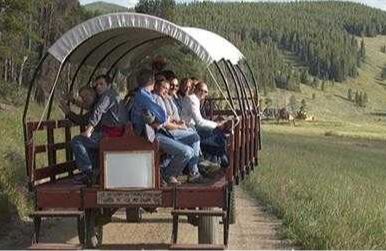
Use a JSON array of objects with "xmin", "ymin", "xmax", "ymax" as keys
[
  {"xmin": 266, "ymin": 35, "xmax": 386, "ymax": 123},
  {"xmin": 174, "ymin": 1, "xmax": 386, "ymax": 92},
  {"xmin": 172, "ymin": 1, "xmax": 386, "ymax": 123},
  {"xmin": 84, "ymin": 1, "xmax": 128, "ymax": 14}
]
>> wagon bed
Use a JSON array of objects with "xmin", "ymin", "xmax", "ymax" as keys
[{"xmin": 36, "ymin": 172, "xmax": 229, "ymax": 210}]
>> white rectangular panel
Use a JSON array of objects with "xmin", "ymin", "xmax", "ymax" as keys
[{"xmin": 104, "ymin": 151, "xmax": 154, "ymax": 189}]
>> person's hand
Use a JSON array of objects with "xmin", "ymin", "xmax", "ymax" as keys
[
  {"xmin": 82, "ymin": 125, "xmax": 93, "ymax": 138},
  {"xmin": 217, "ymin": 119, "xmax": 233, "ymax": 132},
  {"xmin": 58, "ymin": 98, "xmax": 70, "ymax": 115},
  {"xmin": 150, "ymin": 121, "xmax": 161, "ymax": 130},
  {"xmin": 214, "ymin": 115, "xmax": 225, "ymax": 122},
  {"xmin": 222, "ymin": 119, "xmax": 233, "ymax": 131},
  {"xmin": 178, "ymin": 123, "xmax": 187, "ymax": 130},
  {"xmin": 176, "ymin": 120, "xmax": 185, "ymax": 125}
]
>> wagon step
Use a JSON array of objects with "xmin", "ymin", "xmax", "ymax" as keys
[
  {"xmin": 169, "ymin": 243, "xmax": 225, "ymax": 250},
  {"xmin": 29, "ymin": 210, "xmax": 84, "ymax": 218},
  {"xmin": 28, "ymin": 243, "xmax": 82, "ymax": 250},
  {"xmin": 29, "ymin": 210, "xmax": 85, "ymax": 246},
  {"xmin": 171, "ymin": 209, "xmax": 225, "ymax": 217}
]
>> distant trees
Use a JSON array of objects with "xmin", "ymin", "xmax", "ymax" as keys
[
  {"xmin": 288, "ymin": 95, "xmax": 297, "ymax": 112},
  {"xmin": 297, "ymin": 99, "xmax": 307, "ymax": 119},
  {"xmin": 347, "ymin": 88, "xmax": 353, "ymax": 101},
  {"xmin": 351, "ymin": 89, "xmax": 368, "ymax": 107},
  {"xmin": 359, "ymin": 38, "xmax": 366, "ymax": 61},
  {"xmin": 382, "ymin": 68, "xmax": 386, "ymax": 79},
  {"xmin": 135, "ymin": 0, "xmax": 176, "ymax": 20},
  {"xmin": 300, "ymin": 70, "xmax": 311, "ymax": 85},
  {"xmin": 321, "ymin": 81, "xmax": 326, "ymax": 91},
  {"xmin": 0, "ymin": 0, "xmax": 94, "ymax": 102},
  {"xmin": 174, "ymin": 1, "xmax": 386, "ymax": 91},
  {"xmin": 2, "ymin": 0, "xmax": 385, "ymax": 102}
]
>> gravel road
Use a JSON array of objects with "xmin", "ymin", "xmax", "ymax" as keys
[{"xmin": 0, "ymin": 187, "xmax": 293, "ymax": 250}]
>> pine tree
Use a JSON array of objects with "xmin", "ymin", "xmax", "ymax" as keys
[
  {"xmin": 382, "ymin": 68, "xmax": 386, "ymax": 80},
  {"xmin": 381, "ymin": 45, "xmax": 386, "ymax": 53},
  {"xmin": 358, "ymin": 92, "xmax": 363, "ymax": 107},
  {"xmin": 360, "ymin": 38, "xmax": 366, "ymax": 60},
  {"xmin": 265, "ymin": 97, "xmax": 273, "ymax": 108},
  {"xmin": 363, "ymin": 92, "xmax": 368, "ymax": 107},
  {"xmin": 297, "ymin": 98, "xmax": 307, "ymax": 119},
  {"xmin": 301, "ymin": 99, "xmax": 307, "ymax": 108},
  {"xmin": 289, "ymin": 95, "xmax": 297, "ymax": 112},
  {"xmin": 300, "ymin": 70, "xmax": 310, "ymax": 85},
  {"xmin": 354, "ymin": 91, "xmax": 359, "ymax": 105},
  {"xmin": 312, "ymin": 78, "xmax": 319, "ymax": 89},
  {"xmin": 347, "ymin": 88, "xmax": 352, "ymax": 101}
]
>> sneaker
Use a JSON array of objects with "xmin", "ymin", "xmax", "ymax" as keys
[
  {"xmin": 73, "ymin": 174, "xmax": 91, "ymax": 186},
  {"xmin": 167, "ymin": 176, "xmax": 181, "ymax": 185},
  {"xmin": 187, "ymin": 215, "xmax": 199, "ymax": 226},
  {"xmin": 90, "ymin": 234, "xmax": 99, "ymax": 248},
  {"xmin": 187, "ymin": 173, "xmax": 206, "ymax": 184},
  {"xmin": 220, "ymin": 154, "xmax": 229, "ymax": 168},
  {"xmin": 199, "ymin": 160, "xmax": 221, "ymax": 177},
  {"xmin": 91, "ymin": 171, "xmax": 100, "ymax": 185}
]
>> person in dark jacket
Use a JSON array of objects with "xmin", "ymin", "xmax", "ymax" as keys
[
  {"xmin": 58, "ymin": 85, "xmax": 97, "ymax": 126},
  {"xmin": 69, "ymin": 75, "xmax": 122, "ymax": 185}
]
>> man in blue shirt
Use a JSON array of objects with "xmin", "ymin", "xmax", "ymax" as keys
[{"xmin": 130, "ymin": 69, "xmax": 202, "ymax": 185}]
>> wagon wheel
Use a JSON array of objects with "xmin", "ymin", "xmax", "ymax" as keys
[
  {"xmin": 125, "ymin": 208, "xmax": 143, "ymax": 222},
  {"xmin": 84, "ymin": 209, "xmax": 103, "ymax": 249},
  {"xmin": 198, "ymin": 208, "xmax": 218, "ymax": 244}
]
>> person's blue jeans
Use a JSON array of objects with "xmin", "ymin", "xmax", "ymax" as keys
[
  {"xmin": 171, "ymin": 129, "xmax": 200, "ymax": 157},
  {"xmin": 71, "ymin": 131, "xmax": 102, "ymax": 175},
  {"xmin": 157, "ymin": 129, "xmax": 200, "ymax": 178},
  {"xmin": 196, "ymin": 127, "xmax": 229, "ymax": 167}
]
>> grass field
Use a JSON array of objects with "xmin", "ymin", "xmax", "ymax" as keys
[
  {"xmin": 242, "ymin": 35, "xmax": 386, "ymax": 249},
  {"xmin": 267, "ymin": 36, "xmax": 386, "ymax": 123},
  {"xmin": 0, "ymin": 101, "xmax": 58, "ymax": 222},
  {"xmin": 0, "ymin": 105, "xmax": 31, "ymax": 221},
  {"xmin": 243, "ymin": 126, "xmax": 386, "ymax": 249}
]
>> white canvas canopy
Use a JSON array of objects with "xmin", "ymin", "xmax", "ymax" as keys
[
  {"xmin": 47, "ymin": 12, "xmax": 245, "ymax": 68},
  {"xmin": 23, "ymin": 12, "xmax": 258, "ymax": 128}
]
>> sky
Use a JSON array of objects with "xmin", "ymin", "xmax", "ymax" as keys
[{"xmin": 79, "ymin": 0, "xmax": 386, "ymax": 11}]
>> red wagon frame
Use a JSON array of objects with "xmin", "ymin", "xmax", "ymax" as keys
[{"xmin": 23, "ymin": 13, "xmax": 261, "ymax": 250}]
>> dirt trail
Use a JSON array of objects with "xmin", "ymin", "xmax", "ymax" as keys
[{"xmin": 0, "ymin": 187, "xmax": 292, "ymax": 250}]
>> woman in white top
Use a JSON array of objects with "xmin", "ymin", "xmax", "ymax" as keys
[{"xmin": 181, "ymin": 81, "xmax": 232, "ymax": 168}]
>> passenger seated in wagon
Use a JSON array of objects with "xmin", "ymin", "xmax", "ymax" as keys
[
  {"xmin": 174, "ymin": 77, "xmax": 192, "ymax": 112},
  {"xmin": 69, "ymin": 75, "xmax": 123, "ymax": 185},
  {"xmin": 181, "ymin": 81, "xmax": 232, "ymax": 168},
  {"xmin": 130, "ymin": 69, "xmax": 204, "ymax": 185},
  {"xmin": 58, "ymin": 85, "xmax": 97, "ymax": 126}
]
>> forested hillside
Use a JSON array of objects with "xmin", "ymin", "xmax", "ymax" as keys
[
  {"xmin": 84, "ymin": 1, "xmax": 128, "ymax": 14},
  {"xmin": 0, "ymin": 0, "xmax": 94, "ymax": 104},
  {"xmin": 173, "ymin": 1, "xmax": 386, "ymax": 93},
  {"xmin": 0, "ymin": 0, "xmax": 95, "ymax": 221}
]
